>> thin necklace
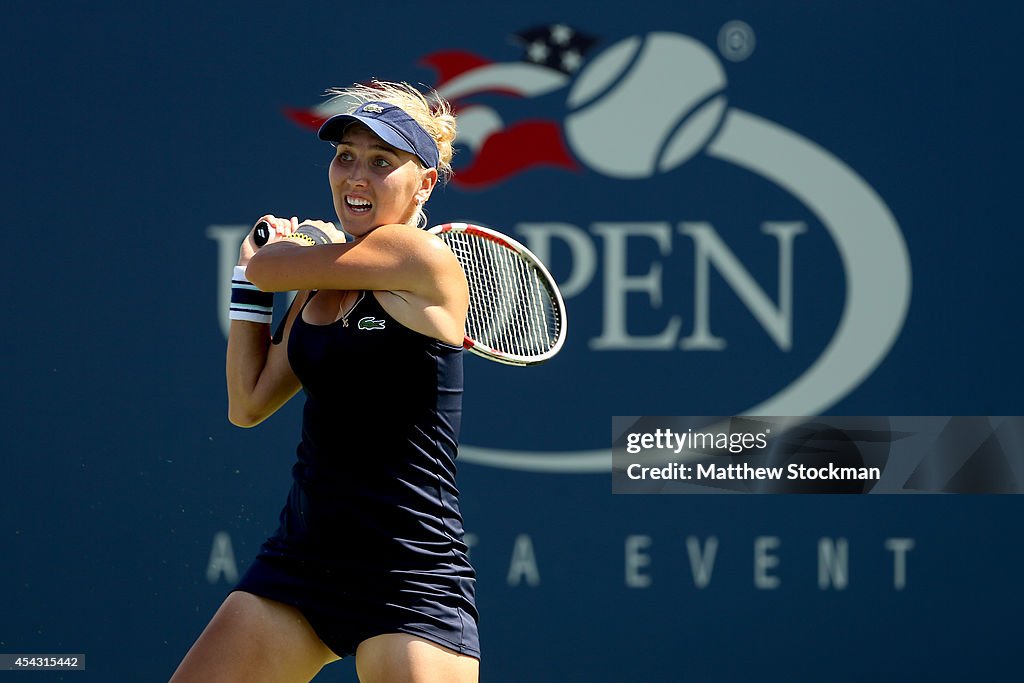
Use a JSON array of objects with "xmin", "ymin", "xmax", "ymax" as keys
[{"xmin": 340, "ymin": 291, "xmax": 365, "ymax": 327}]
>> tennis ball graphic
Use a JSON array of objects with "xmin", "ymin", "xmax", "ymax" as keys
[{"xmin": 565, "ymin": 32, "xmax": 728, "ymax": 178}]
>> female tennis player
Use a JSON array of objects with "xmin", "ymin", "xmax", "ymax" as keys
[{"xmin": 171, "ymin": 81, "xmax": 479, "ymax": 682}]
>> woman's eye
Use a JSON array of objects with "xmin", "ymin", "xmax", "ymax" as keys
[{"xmin": 373, "ymin": 157, "xmax": 391, "ymax": 168}]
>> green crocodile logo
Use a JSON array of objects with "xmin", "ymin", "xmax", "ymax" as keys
[{"xmin": 357, "ymin": 316, "xmax": 386, "ymax": 331}]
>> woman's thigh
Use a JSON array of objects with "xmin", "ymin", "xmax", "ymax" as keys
[
  {"xmin": 170, "ymin": 591, "xmax": 340, "ymax": 682},
  {"xmin": 355, "ymin": 633, "xmax": 479, "ymax": 683}
]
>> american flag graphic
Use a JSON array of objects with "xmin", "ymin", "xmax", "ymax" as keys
[{"xmin": 285, "ymin": 24, "xmax": 601, "ymax": 188}]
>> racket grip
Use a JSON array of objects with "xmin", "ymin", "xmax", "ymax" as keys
[{"xmin": 253, "ymin": 221, "xmax": 271, "ymax": 248}]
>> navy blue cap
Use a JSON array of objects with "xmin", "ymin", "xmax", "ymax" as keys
[{"xmin": 317, "ymin": 101, "xmax": 440, "ymax": 170}]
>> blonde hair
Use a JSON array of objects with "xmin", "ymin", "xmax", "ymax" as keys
[{"xmin": 324, "ymin": 80, "xmax": 457, "ymax": 184}]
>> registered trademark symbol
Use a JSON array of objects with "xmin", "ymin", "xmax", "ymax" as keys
[{"xmin": 718, "ymin": 20, "xmax": 756, "ymax": 62}]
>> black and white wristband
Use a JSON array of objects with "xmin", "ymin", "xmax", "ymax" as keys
[{"xmin": 229, "ymin": 265, "xmax": 273, "ymax": 324}]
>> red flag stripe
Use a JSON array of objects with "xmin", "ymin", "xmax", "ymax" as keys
[{"xmin": 453, "ymin": 120, "xmax": 579, "ymax": 188}]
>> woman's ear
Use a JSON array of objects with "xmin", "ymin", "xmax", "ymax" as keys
[{"xmin": 417, "ymin": 168, "xmax": 439, "ymax": 204}]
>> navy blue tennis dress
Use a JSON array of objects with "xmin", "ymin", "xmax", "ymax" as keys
[{"xmin": 234, "ymin": 290, "xmax": 480, "ymax": 660}]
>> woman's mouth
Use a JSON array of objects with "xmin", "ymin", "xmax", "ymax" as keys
[{"xmin": 345, "ymin": 196, "xmax": 372, "ymax": 214}]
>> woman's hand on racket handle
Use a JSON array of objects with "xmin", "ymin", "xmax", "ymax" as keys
[
  {"xmin": 295, "ymin": 219, "xmax": 347, "ymax": 246},
  {"xmin": 238, "ymin": 215, "xmax": 298, "ymax": 265}
]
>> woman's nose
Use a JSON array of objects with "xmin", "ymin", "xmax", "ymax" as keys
[{"xmin": 346, "ymin": 161, "xmax": 369, "ymax": 186}]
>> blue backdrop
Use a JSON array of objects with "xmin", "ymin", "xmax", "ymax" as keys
[{"xmin": 3, "ymin": 1, "xmax": 1022, "ymax": 680}]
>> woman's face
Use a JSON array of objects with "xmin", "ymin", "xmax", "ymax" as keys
[{"xmin": 328, "ymin": 123, "xmax": 436, "ymax": 237}]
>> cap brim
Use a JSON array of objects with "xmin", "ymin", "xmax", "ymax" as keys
[{"xmin": 317, "ymin": 113, "xmax": 418, "ymax": 159}]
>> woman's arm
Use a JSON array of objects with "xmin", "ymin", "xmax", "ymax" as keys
[
  {"xmin": 245, "ymin": 224, "xmax": 457, "ymax": 299},
  {"xmin": 246, "ymin": 223, "xmax": 468, "ymax": 345},
  {"xmin": 225, "ymin": 215, "xmax": 308, "ymax": 427},
  {"xmin": 225, "ymin": 291, "xmax": 307, "ymax": 427}
]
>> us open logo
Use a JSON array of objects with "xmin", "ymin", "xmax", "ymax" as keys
[{"xmin": 279, "ymin": 25, "xmax": 911, "ymax": 473}]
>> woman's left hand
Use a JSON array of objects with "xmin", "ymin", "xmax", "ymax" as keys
[
  {"xmin": 296, "ymin": 219, "xmax": 347, "ymax": 245},
  {"xmin": 239, "ymin": 214, "xmax": 299, "ymax": 264}
]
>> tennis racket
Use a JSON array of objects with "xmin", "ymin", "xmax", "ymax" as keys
[{"xmin": 428, "ymin": 222, "xmax": 567, "ymax": 366}]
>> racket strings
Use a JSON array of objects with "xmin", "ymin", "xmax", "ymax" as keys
[{"xmin": 443, "ymin": 232, "xmax": 560, "ymax": 357}]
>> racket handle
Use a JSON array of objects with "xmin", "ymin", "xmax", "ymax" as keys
[{"xmin": 253, "ymin": 221, "xmax": 271, "ymax": 248}]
